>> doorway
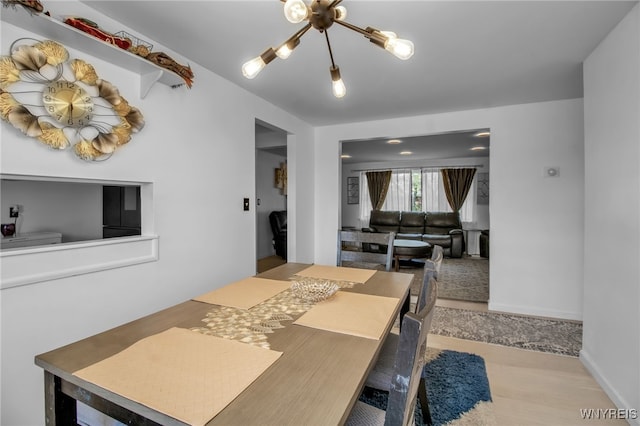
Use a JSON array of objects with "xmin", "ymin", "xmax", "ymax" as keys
[
  {"xmin": 255, "ymin": 121, "xmax": 287, "ymax": 272},
  {"xmin": 340, "ymin": 129, "xmax": 491, "ymax": 303}
]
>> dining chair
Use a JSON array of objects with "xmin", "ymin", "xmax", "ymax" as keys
[
  {"xmin": 337, "ymin": 230, "xmax": 395, "ymax": 272},
  {"xmin": 363, "ymin": 273, "xmax": 438, "ymax": 424},
  {"xmin": 430, "ymin": 244, "xmax": 444, "ymax": 276},
  {"xmin": 346, "ymin": 285, "xmax": 437, "ymax": 426}
]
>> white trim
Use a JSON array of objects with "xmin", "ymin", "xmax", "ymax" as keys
[
  {"xmin": 0, "ymin": 236, "xmax": 159, "ymax": 289},
  {"xmin": 488, "ymin": 301, "xmax": 582, "ymax": 321},
  {"xmin": 580, "ymin": 349, "xmax": 640, "ymax": 425}
]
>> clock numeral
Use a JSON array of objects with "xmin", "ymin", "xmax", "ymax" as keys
[
  {"xmin": 67, "ymin": 118, "xmax": 74, "ymax": 125},
  {"xmin": 65, "ymin": 82, "xmax": 75, "ymax": 89},
  {"xmin": 83, "ymin": 96, "xmax": 91, "ymax": 103}
]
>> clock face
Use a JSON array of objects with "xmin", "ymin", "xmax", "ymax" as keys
[{"xmin": 42, "ymin": 81, "xmax": 94, "ymax": 127}]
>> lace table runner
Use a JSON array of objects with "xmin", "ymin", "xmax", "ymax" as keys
[{"xmin": 191, "ymin": 276, "xmax": 364, "ymax": 349}]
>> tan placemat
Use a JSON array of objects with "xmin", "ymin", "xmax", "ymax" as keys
[
  {"xmin": 295, "ymin": 264, "xmax": 376, "ymax": 284},
  {"xmin": 73, "ymin": 327, "xmax": 282, "ymax": 426},
  {"xmin": 193, "ymin": 277, "xmax": 292, "ymax": 309},
  {"xmin": 293, "ymin": 291, "xmax": 399, "ymax": 340}
]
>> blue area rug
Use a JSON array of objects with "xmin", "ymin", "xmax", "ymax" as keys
[{"xmin": 358, "ymin": 349, "xmax": 492, "ymax": 425}]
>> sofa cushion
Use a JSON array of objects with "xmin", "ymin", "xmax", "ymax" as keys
[
  {"xmin": 399, "ymin": 212, "xmax": 425, "ymax": 234},
  {"xmin": 396, "ymin": 233, "xmax": 424, "ymax": 241},
  {"xmin": 369, "ymin": 210, "xmax": 401, "ymax": 233},
  {"xmin": 422, "ymin": 234, "xmax": 452, "ymax": 247},
  {"xmin": 424, "ymin": 212, "xmax": 461, "ymax": 234}
]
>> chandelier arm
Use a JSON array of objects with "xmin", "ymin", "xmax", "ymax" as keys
[
  {"xmin": 285, "ymin": 22, "xmax": 313, "ymax": 44},
  {"xmin": 332, "ymin": 19, "xmax": 369, "ymax": 37},
  {"xmin": 324, "ymin": 28, "xmax": 337, "ymax": 68},
  {"xmin": 329, "ymin": 0, "xmax": 344, "ymax": 8},
  {"xmin": 333, "ymin": 19, "xmax": 387, "ymax": 48}
]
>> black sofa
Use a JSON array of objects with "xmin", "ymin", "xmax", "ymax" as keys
[
  {"xmin": 364, "ymin": 210, "xmax": 465, "ymax": 258},
  {"xmin": 269, "ymin": 210, "xmax": 287, "ymax": 260},
  {"xmin": 479, "ymin": 229, "xmax": 489, "ymax": 258}
]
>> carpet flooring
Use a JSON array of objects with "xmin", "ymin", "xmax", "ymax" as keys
[
  {"xmin": 431, "ymin": 306, "xmax": 583, "ymax": 357},
  {"xmin": 400, "ymin": 256, "xmax": 489, "ymax": 303},
  {"xmin": 358, "ymin": 348, "xmax": 495, "ymax": 426}
]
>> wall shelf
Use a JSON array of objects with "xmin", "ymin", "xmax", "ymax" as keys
[{"xmin": 1, "ymin": 7, "xmax": 185, "ymax": 98}]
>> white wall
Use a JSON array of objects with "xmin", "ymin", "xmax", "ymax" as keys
[
  {"xmin": 0, "ymin": 3, "xmax": 314, "ymax": 424},
  {"xmin": 316, "ymin": 98, "xmax": 585, "ymax": 321},
  {"xmin": 1, "ymin": 180, "xmax": 103, "ymax": 242},
  {"xmin": 582, "ymin": 4, "xmax": 640, "ymax": 422},
  {"xmin": 256, "ymin": 149, "xmax": 286, "ymax": 258}
]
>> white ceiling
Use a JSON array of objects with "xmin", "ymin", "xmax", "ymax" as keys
[
  {"xmin": 79, "ymin": 1, "xmax": 635, "ymax": 163},
  {"xmin": 80, "ymin": 0, "xmax": 636, "ymax": 128}
]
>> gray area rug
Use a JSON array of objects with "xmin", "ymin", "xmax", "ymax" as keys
[
  {"xmin": 345, "ymin": 259, "xmax": 582, "ymax": 357},
  {"xmin": 401, "ymin": 256, "xmax": 489, "ymax": 303},
  {"xmin": 431, "ymin": 306, "xmax": 583, "ymax": 357}
]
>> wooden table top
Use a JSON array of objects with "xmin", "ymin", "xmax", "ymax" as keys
[{"xmin": 35, "ymin": 263, "xmax": 412, "ymax": 426}]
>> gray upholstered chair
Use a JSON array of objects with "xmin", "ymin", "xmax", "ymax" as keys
[
  {"xmin": 364, "ymin": 270, "xmax": 438, "ymax": 424},
  {"xmin": 337, "ymin": 230, "xmax": 395, "ymax": 271},
  {"xmin": 429, "ymin": 244, "xmax": 444, "ymax": 277},
  {"xmin": 346, "ymin": 286, "xmax": 437, "ymax": 426}
]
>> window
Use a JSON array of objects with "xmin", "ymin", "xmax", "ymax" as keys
[
  {"xmin": 359, "ymin": 168, "xmax": 477, "ymax": 226},
  {"xmin": 422, "ymin": 169, "xmax": 476, "ymax": 225}
]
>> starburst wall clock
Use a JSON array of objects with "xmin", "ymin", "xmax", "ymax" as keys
[{"xmin": 0, "ymin": 38, "xmax": 144, "ymax": 161}]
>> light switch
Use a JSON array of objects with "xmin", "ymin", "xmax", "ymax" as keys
[{"xmin": 243, "ymin": 198, "xmax": 250, "ymax": 211}]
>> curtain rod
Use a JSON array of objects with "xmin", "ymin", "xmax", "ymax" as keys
[{"xmin": 350, "ymin": 164, "xmax": 484, "ymax": 172}]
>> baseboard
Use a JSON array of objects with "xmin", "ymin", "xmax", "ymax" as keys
[
  {"xmin": 580, "ymin": 349, "xmax": 640, "ymax": 425},
  {"xmin": 488, "ymin": 301, "xmax": 582, "ymax": 321}
]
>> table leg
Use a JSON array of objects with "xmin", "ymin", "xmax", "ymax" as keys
[
  {"xmin": 44, "ymin": 371, "xmax": 76, "ymax": 426},
  {"xmin": 399, "ymin": 290, "xmax": 411, "ymax": 331}
]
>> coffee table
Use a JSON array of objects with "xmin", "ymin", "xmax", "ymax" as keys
[{"xmin": 393, "ymin": 239, "xmax": 432, "ymax": 271}]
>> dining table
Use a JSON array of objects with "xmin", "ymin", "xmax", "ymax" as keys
[{"xmin": 34, "ymin": 262, "xmax": 413, "ymax": 426}]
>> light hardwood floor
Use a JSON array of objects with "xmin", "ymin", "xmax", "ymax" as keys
[
  {"xmin": 431, "ymin": 300, "xmax": 625, "ymax": 426},
  {"xmin": 258, "ymin": 260, "xmax": 624, "ymax": 425}
]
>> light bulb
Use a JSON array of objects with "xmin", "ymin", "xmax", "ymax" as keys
[
  {"xmin": 276, "ymin": 38, "xmax": 300, "ymax": 59},
  {"xmin": 334, "ymin": 5, "xmax": 347, "ymax": 21},
  {"xmin": 385, "ymin": 37, "xmax": 414, "ymax": 60},
  {"xmin": 332, "ymin": 78, "xmax": 346, "ymax": 98},
  {"xmin": 283, "ymin": 0, "xmax": 308, "ymax": 23},
  {"xmin": 330, "ymin": 66, "xmax": 346, "ymax": 98},
  {"xmin": 242, "ymin": 48, "xmax": 277, "ymax": 79},
  {"xmin": 276, "ymin": 45, "xmax": 293, "ymax": 59},
  {"xmin": 242, "ymin": 56, "xmax": 266, "ymax": 79}
]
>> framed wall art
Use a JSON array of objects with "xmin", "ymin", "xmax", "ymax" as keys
[{"xmin": 347, "ymin": 176, "xmax": 359, "ymax": 204}]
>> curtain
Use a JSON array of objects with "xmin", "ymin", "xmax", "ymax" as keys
[
  {"xmin": 366, "ymin": 170, "xmax": 392, "ymax": 210},
  {"xmin": 422, "ymin": 169, "xmax": 477, "ymax": 224},
  {"xmin": 441, "ymin": 168, "xmax": 477, "ymax": 212},
  {"xmin": 381, "ymin": 170, "xmax": 413, "ymax": 211}
]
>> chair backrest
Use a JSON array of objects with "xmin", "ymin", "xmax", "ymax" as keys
[
  {"xmin": 337, "ymin": 230, "xmax": 395, "ymax": 271},
  {"xmin": 385, "ymin": 278, "xmax": 437, "ymax": 426},
  {"xmin": 269, "ymin": 211, "xmax": 287, "ymax": 236},
  {"xmin": 430, "ymin": 244, "xmax": 444, "ymax": 276},
  {"xmin": 416, "ymin": 265, "xmax": 437, "ymax": 314}
]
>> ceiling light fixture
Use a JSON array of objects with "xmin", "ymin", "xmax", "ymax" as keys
[
  {"xmin": 400, "ymin": 151, "xmax": 413, "ymax": 155},
  {"xmin": 473, "ymin": 131, "xmax": 491, "ymax": 137},
  {"xmin": 387, "ymin": 139, "xmax": 402, "ymax": 144},
  {"xmin": 242, "ymin": 0, "xmax": 415, "ymax": 98},
  {"xmin": 340, "ymin": 154, "xmax": 352, "ymax": 158},
  {"xmin": 470, "ymin": 146, "xmax": 487, "ymax": 151}
]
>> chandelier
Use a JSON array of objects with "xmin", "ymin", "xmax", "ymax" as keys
[{"xmin": 242, "ymin": 0, "xmax": 414, "ymax": 98}]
